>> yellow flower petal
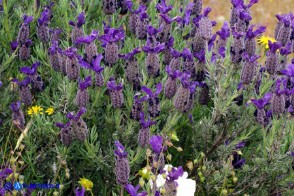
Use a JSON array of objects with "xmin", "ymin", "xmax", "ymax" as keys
[
  {"xmin": 257, "ymin": 36, "xmax": 276, "ymax": 49},
  {"xmin": 45, "ymin": 107, "xmax": 54, "ymax": 115},
  {"xmin": 78, "ymin": 178, "xmax": 93, "ymax": 191}
]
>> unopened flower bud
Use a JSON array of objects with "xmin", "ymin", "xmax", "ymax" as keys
[
  {"xmin": 221, "ymin": 189, "xmax": 228, "ymax": 195},
  {"xmin": 167, "ymin": 154, "xmax": 172, "ymax": 161},
  {"xmin": 200, "ymin": 177, "xmax": 205, "ymax": 183},
  {"xmin": 139, "ymin": 178, "xmax": 145, "ymax": 187},
  {"xmin": 201, "ymin": 165, "xmax": 206, "ymax": 172},
  {"xmin": 177, "ymin": 147, "xmax": 183, "ymax": 152},
  {"xmin": 14, "ymin": 173, "xmax": 19, "ymax": 179},
  {"xmin": 233, "ymin": 177, "xmax": 238, "ymax": 184},
  {"xmin": 53, "ymin": 191, "xmax": 59, "ymax": 196}
]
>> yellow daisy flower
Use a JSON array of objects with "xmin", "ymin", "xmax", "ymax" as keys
[
  {"xmin": 45, "ymin": 107, "xmax": 54, "ymax": 115},
  {"xmin": 257, "ymin": 36, "xmax": 276, "ymax": 49},
  {"xmin": 27, "ymin": 106, "xmax": 44, "ymax": 117},
  {"xmin": 78, "ymin": 178, "xmax": 93, "ymax": 191}
]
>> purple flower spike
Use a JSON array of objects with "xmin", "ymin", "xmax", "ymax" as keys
[
  {"xmin": 239, "ymin": 10, "xmax": 252, "ymax": 21},
  {"xmin": 156, "ymin": 0, "xmax": 173, "ymax": 14},
  {"xmin": 268, "ymin": 41, "xmax": 282, "ymax": 53},
  {"xmin": 23, "ymin": 15, "xmax": 34, "ymax": 25},
  {"xmin": 75, "ymin": 187, "xmax": 85, "ymax": 196},
  {"xmin": 149, "ymin": 135, "xmax": 163, "ymax": 154},
  {"xmin": 167, "ymin": 166, "xmax": 184, "ymax": 182},
  {"xmin": 281, "ymin": 63, "xmax": 294, "ymax": 77},
  {"xmin": 0, "ymin": 81, "xmax": 2, "ymax": 88},
  {"xmin": 114, "ymin": 141, "xmax": 128, "ymax": 158},
  {"xmin": 10, "ymin": 40, "xmax": 18, "ymax": 52},
  {"xmin": 75, "ymin": 30, "xmax": 99, "ymax": 44},
  {"xmin": 125, "ymin": 184, "xmax": 147, "ymax": 196},
  {"xmin": 120, "ymin": 48, "xmax": 141, "ymax": 60},
  {"xmin": 246, "ymin": 25, "xmax": 266, "ymax": 39},
  {"xmin": 140, "ymin": 112, "xmax": 156, "ymax": 129},
  {"xmin": 10, "ymin": 101, "xmax": 21, "ymax": 112},
  {"xmin": 232, "ymin": 30, "xmax": 245, "ymax": 39},
  {"xmin": 20, "ymin": 62, "xmax": 41, "ymax": 75},
  {"xmin": 216, "ymin": 21, "xmax": 230, "ymax": 40},
  {"xmin": 66, "ymin": 107, "xmax": 87, "ymax": 121},
  {"xmin": 107, "ymin": 78, "xmax": 123, "ymax": 91},
  {"xmin": 141, "ymin": 83, "xmax": 163, "ymax": 98},
  {"xmin": 251, "ymin": 93, "xmax": 272, "ymax": 109},
  {"xmin": 181, "ymin": 48, "xmax": 194, "ymax": 61},
  {"xmin": 78, "ymin": 76, "xmax": 92, "ymax": 90}
]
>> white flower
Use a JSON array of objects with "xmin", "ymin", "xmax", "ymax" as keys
[{"xmin": 149, "ymin": 164, "xmax": 196, "ymax": 196}]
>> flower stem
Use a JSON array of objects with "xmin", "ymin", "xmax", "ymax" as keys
[{"xmin": 120, "ymin": 185, "xmax": 124, "ymax": 196}]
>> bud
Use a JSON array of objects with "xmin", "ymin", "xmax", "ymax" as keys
[
  {"xmin": 177, "ymin": 147, "xmax": 183, "ymax": 152},
  {"xmin": 18, "ymin": 160, "xmax": 24, "ymax": 165},
  {"xmin": 139, "ymin": 178, "xmax": 145, "ymax": 187},
  {"xmin": 14, "ymin": 173, "xmax": 19, "ymax": 179},
  {"xmin": 20, "ymin": 144, "xmax": 25, "ymax": 151},
  {"xmin": 233, "ymin": 177, "xmax": 238, "ymax": 184},
  {"xmin": 167, "ymin": 154, "xmax": 172, "ymax": 161},
  {"xmin": 10, "ymin": 157, "xmax": 16, "ymax": 164},
  {"xmin": 265, "ymin": 52, "xmax": 278, "ymax": 75},
  {"xmin": 200, "ymin": 177, "xmax": 205, "ymax": 183},
  {"xmin": 198, "ymin": 171, "xmax": 203, "ymax": 177},
  {"xmin": 221, "ymin": 189, "xmax": 228, "ymax": 195},
  {"xmin": 191, "ymin": 31, "xmax": 206, "ymax": 53},
  {"xmin": 162, "ymin": 173, "xmax": 167, "ymax": 179},
  {"xmin": 53, "ymin": 191, "xmax": 59, "ymax": 196},
  {"xmin": 160, "ymin": 188, "xmax": 166, "ymax": 194},
  {"xmin": 201, "ymin": 165, "xmax": 206, "ymax": 172},
  {"xmin": 61, "ymin": 160, "xmax": 67, "ymax": 166},
  {"xmin": 65, "ymin": 55, "xmax": 80, "ymax": 81},
  {"xmin": 148, "ymin": 97, "xmax": 160, "ymax": 118},
  {"xmin": 146, "ymin": 149, "xmax": 152, "ymax": 157}
]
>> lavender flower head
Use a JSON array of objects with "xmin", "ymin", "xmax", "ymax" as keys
[
  {"xmin": 281, "ymin": 63, "xmax": 294, "ymax": 78},
  {"xmin": 17, "ymin": 15, "xmax": 33, "ymax": 45},
  {"xmin": 107, "ymin": 78, "xmax": 124, "ymax": 108},
  {"xmin": 10, "ymin": 101, "xmax": 26, "ymax": 129},
  {"xmin": 100, "ymin": 25, "xmax": 125, "ymax": 65},
  {"xmin": 130, "ymin": 93, "xmax": 148, "ymax": 121},
  {"xmin": 10, "ymin": 40, "xmax": 18, "ymax": 52},
  {"xmin": 138, "ymin": 111, "xmax": 156, "ymax": 147},
  {"xmin": 12, "ymin": 77, "xmax": 32, "ymax": 106},
  {"xmin": 143, "ymin": 41, "xmax": 165, "ymax": 77},
  {"xmin": 114, "ymin": 141, "xmax": 130, "ymax": 185}
]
